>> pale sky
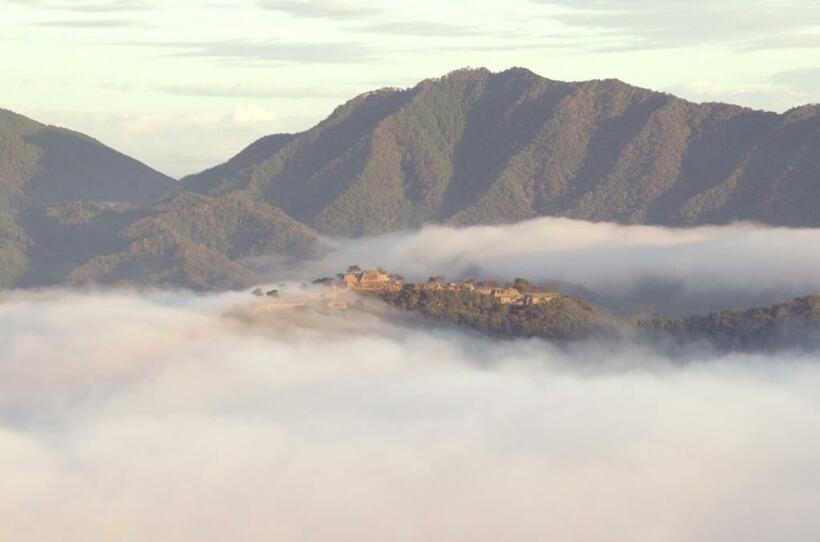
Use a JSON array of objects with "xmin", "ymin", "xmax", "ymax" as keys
[{"xmin": 2, "ymin": 0, "xmax": 819, "ymax": 177}]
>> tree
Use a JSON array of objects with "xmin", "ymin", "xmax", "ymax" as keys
[
  {"xmin": 539, "ymin": 283, "xmax": 557, "ymax": 293},
  {"xmin": 347, "ymin": 265, "xmax": 362, "ymax": 273},
  {"xmin": 513, "ymin": 278, "xmax": 535, "ymax": 292}
]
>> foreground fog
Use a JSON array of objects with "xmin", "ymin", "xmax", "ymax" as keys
[
  {"xmin": 1, "ymin": 290, "xmax": 819, "ymax": 541},
  {"xmin": 270, "ymin": 217, "xmax": 820, "ymax": 315}
]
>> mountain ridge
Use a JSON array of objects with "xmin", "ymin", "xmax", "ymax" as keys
[
  {"xmin": 0, "ymin": 108, "xmax": 179, "ymax": 287},
  {"xmin": 183, "ymin": 67, "xmax": 820, "ymax": 236},
  {"xmin": 2, "ymin": 67, "xmax": 820, "ymax": 290},
  {"xmin": 0, "ymin": 108, "xmax": 175, "ymax": 212}
]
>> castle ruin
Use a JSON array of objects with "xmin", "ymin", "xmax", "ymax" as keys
[{"xmin": 330, "ymin": 267, "xmax": 558, "ymax": 306}]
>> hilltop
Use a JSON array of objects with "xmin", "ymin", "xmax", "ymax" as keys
[
  {"xmin": 308, "ymin": 267, "xmax": 620, "ymax": 341},
  {"xmin": 0, "ymin": 109, "xmax": 173, "ymax": 212},
  {"xmin": 298, "ymin": 267, "xmax": 820, "ymax": 349}
]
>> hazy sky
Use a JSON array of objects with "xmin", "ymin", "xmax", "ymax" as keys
[{"xmin": 3, "ymin": 0, "xmax": 819, "ymax": 176}]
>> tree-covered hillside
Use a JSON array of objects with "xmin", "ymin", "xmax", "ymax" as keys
[
  {"xmin": 374, "ymin": 282, "xmax": 820, "ymax": 348},
  {"xmin": 184, "ymin": 67, "xmax": 820, "ymax": 235},
  {"xmin": 0, "ymin": 109, "xmax": 174, "ymax": 211},
  {"xmin": 16, "ymin": 193, "xmax": 316, "ymax": 290},
  {"xmin": 641, "ymin": 295, "xmax": 820, "ymax": 348},
  {"xmin": 3, "ymin": 67, "xmax": 820, "ymax": 290},
  {"xmin": 379, "ymin": 287, "xmax": 618, "ymax": 341},
  {"xmin": 0, "ymin": 109, "xmax": 180, "ymax": 287}
]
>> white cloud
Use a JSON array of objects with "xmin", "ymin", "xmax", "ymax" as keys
[
  {"xmin": 534, "ymin": 0, "xmax": 820, "ymax": 51},
  {"xmin": 230, "ymin": 103, "xmax": 279, "ymax": 123},
  {"xmin": 257, "ymin": 0, "xmax": 379, "ymax": 18},
  {"xmin": 666, "ymin": 70, "xmax": 820, "ymax": 112},
  {"xmin": 265, "ymin": 217, "xmax": 820, "ymax": 315},
  {"xmin": 155, "ymin": 38, "xmax": 381, "ymax": 65},
  {"xmin": 0, "ymin": 289, "xmax": 819, "ymax": 540},
  {"xmin": 9, "ymin": 0, "xmax": 156, "ymax": 11},
  {"xmin": 156, "ymin": 82, "xmax": 347, "ymax": 99},
  {"xmin": 34, "ymin": 18, "xmax": 152, "ymax": 28}
]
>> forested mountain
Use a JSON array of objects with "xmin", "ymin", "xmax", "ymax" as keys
[
  {"xmin": 184, "ymin": 67, "xmax": 820, "ymax": 235},
  {"xmin": 14, "ymin": 193, "xmax": 316, "ymax": 290},
  {"xmin": 0, "ymin": 109, "xmax": 177, "ymax": 286},
  {"xmin": 0, "ymin": 110, "xmax": 318, "ymax": 289},
  {"xmin": 2, "ymin": 67, "xmax": 820, "ymax": 290},
  {"xmin": 641, "ymin": 295, "xmax": 820, "ymax": 349},
  {"xmin": 0, "ymin": 109, "xmax": 174, "ymax": 211}
]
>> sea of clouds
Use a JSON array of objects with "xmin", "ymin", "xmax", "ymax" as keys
[
  {"xmin": 2, "ymin": 217, "xmax": 820, "ymax": 540},
  {"xmin": 268, "ymin": 217, "xmax": 820, "ymax": 316}
]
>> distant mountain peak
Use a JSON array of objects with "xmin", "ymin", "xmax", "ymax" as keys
[
  {"xmin": 182, "ymin": 67, "xmax": 820, "ymax": 236},
  {"xmin": 3, "ymin": 68, "xmax": 820, "ymax": 290},
  {"xmin": 0, "ymin": 108, "xmax": 174, "ymax": 212}
]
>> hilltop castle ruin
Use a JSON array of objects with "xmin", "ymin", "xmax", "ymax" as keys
[
  {"xmin": 339, "ymin": 267, "xmax": 404, "ymax": 292},
  {"xmin": 325, "ymin": 267, "xmax": 558, "ymax": 306}
]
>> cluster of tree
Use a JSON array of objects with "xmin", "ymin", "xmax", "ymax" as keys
[
  {"xmin": 373, "ymin": 281, "xmax": 820, "ymax": 349},
  {"xmin": 252, "ymin": 288, "xmax": 279, "ymax": 298},
  {"xmin": 378, "ymin": 287, "xmax": 615, "ymax": 341},
  {"xmin": 638, "ymin": 295, "xmax": 820, "ymax": 349},
  {"xmin": 418, "ymin": 275, "xmax": 555, "ymax": 292},
  {"xmin": 184, "ymin": 67, "xmax": 820, "ymax": 235}
]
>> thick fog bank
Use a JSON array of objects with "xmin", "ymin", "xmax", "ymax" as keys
[
  {"xmin": 1, "ymin": 290, "xmax": 819, "ymax": 541},
  {"xmin": 262, "ymin": 217, "xmax": 820, "ymax": 316}
]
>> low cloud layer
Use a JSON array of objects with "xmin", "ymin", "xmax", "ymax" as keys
[
  {"xmin": 1, "ymin": 289, "xmax": 819, "ymax": 541},
  {"xmin": 275, "ymin": 217, "xmax": 820, "ymax": 315}
]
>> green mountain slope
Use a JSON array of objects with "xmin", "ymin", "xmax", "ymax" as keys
[
  {"xmin": 0, "ymin": 109, "xmax": 175, "ymax": 211},
  {"xmin": 184, "ymin": 67, "xmax": 820, "ymax": 235},
  {"xmin": 0, "ymin": 109, "xmax": 315, "ymax": 290},
  {"xmin": 3, "ymin": 67, "xmax": 820, "ymax": 290},
  {"xmin": 182, "ymin": 133, "xmax": 296, "ymax": 195},
  {"xmin": 16, "ymin": 192, "xmax": 316, "ymax": 290},
  {"xmin": 0, "ymin": 108, "xmax": 180, "ymax": 287}
]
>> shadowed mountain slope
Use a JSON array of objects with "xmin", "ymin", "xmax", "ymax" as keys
[
  {"xmin": 184, "ymin": 67, "xmax": 820, "ymax": 235},
  {"xmin": 3, "ymin": 67, "xmax": 820, "ymax": 290},
  {"xmin": 642, "ymin": 295, "xmax": 820, "ymax": 349},
  {"xmin": 15, "ymin": 192, "xmax": 317, "ymax": 290},
  {"xmin": 0, "ymin": 109, "xmax": 175, "ymax": 211}
]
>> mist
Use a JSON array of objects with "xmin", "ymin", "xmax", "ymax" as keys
[
  {"xmin": 261, "ymin": 217, "xmax": 820, "ymax": 316},
  {"xmin": 1, "ymin": 289, "xmax": 820, "ymax": 541}
]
